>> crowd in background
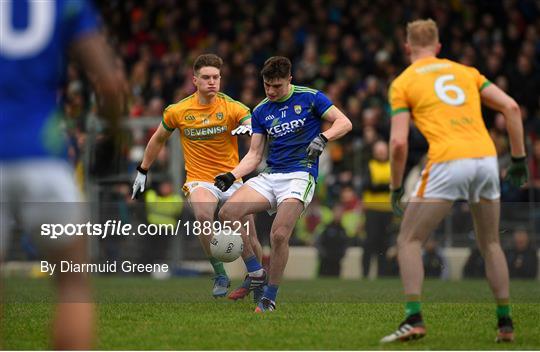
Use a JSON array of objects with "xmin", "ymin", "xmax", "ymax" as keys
[{"xmin": 60, "ymin": 0, "xmax": 540, "ymax": 277}]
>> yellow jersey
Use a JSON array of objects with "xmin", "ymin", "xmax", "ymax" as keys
[
  {"xmin": 389, "ymin": 57, "xmax": 496, "ymax": 163},
  {"xmin": 362, "ymin": 159, "xmax": 391, "ymax": 212},
  {"xmin": 162, "ymin": 92, "xmax": 250, "ymax": 183}
]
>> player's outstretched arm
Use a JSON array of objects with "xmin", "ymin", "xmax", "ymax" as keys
[
  {"xmin": 320, "ymin": 106, "xmax": 353, "ymax": 141},
  {"xmin": 132, "ymin": 124, "xmax": 172, "ymax": 198},
  {"xmin": 389, "ymin": 111, "xmax": 411, "ymax": 216},
  {"xmin": 480, "ymin": 84, "xmax": 526, "ymax": 158}
]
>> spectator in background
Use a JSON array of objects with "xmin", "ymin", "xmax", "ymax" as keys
[
  {"xmin": 422, "ymin": 238, "xmax": 448, "ymax": 279},
  {"xmin": 505, "ymin": 229, "xmax": 538, "ymax": 279},
  {"xmin": 361, "ymin": 140, "xmax": 393, "ymax": 278},
  {"xmin": 463, "ymin": 246, "xmax": 486, "ymax": 279},
  {"xmin": 316, "ymin": 205, "xmax": 349, "ymax": 277},
  {"xmin": 340, "ymin": 202, "xmax": 365, "ymax": 246},
  {"xmin": 100, "ymin": 183, "xmax": 139, "ymax": 265},
  {"xmin": 528, "ymin": 139, "xmax": 540, "ymax": 200},
  {"xmin": 381, "ymin": 245, "xmax": 400, "ymax": 277},
  {"xmin": 295, "ymin": 196, "xmax": 332, "ymax": 245},
  {"xmin": 142, "ymin": 179, "xmax": 184, "ymax": 267}
]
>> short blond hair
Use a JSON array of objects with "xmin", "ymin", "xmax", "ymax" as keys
[{"xmin": 407, "ymin": 19, "xmax": 439, "ymax": 48}]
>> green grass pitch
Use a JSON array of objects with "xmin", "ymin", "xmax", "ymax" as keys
[{"xmin": 3, "ymin": 277, "xmax": 540, "ymax": 349}]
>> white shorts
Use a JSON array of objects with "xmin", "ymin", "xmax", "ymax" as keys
[
  {"xmin": 245, "ymin": 171, "xmax": 316, "ymax": 214},
  {"xmin": 0, "ymin": 159, "xmax": 85, "ymax": 258},
  {"xmin": 182, "ymin": 181, "xmax": 242, "ymax": 205},
  {"xmin": 412, "ymin": 156, "xmax": 500, "ymax": 202}
]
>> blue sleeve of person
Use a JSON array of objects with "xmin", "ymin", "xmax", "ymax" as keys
[
  {"xmin": 313, "ymin": 91, "xmax": 334, "ymax": 119},
  {"xmin": 251, "ymin": 108, "xmax": 266, "ymax": 134}
]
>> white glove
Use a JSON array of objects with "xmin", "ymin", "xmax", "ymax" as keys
[
  {"xmin": 231, "ymin": 125, "xmax": 252, "ymax": 136},
  {"xmin": 131, "ymin": 165, "xmax": 148, "ymax": 199}
]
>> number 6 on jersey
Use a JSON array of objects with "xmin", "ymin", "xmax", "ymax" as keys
[{"xmin": 434, "ymin": 74, "xmax": 465, "ymax": 106}]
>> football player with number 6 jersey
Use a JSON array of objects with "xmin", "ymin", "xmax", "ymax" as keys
[{"xmin": 380, "ymin": 19, "xmax": 527, "ymax": 344}]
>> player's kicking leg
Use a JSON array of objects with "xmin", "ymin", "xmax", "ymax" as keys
[
  {"xmin": 219, "ymin": 185, "xmax": 272, "ymax": 302},
  {"xmin": 380, "ymin": 198, "xmax": 452, "ymax": 343},
  {"xmin": 188, "ymin": 187, "xmax": 230, "ymax": 297},
  {"xmin": 228, "ymin": 213, "xmax": 266, "ymax": 302},
  {"xmin": 254, "ymin": 198, "xmax": 305, "ymax": 312},
  {"xmin": 470, "ymin": 199, "xmax": 514, "ymax": 342}
]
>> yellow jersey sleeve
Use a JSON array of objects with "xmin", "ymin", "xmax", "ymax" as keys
[
  {"xmin": 466, "ymin": 66, "xmax": 491, "ymax": 92},
  {"xmin": 232, "ymin": 100, "xmax": 251, "ymax": 125},
  {"xmin": 478, "ymin": 72, "xmax": 491, "ymax": 91},
  {"xmin": 162, "ymin": 104, "xmax": 176, "ymax": 131},
  {"xmin": 389, "ymin": 79, "xmax": 410, "ymax": 116}
]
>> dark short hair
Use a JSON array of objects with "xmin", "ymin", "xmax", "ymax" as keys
[
  {"xmin": 193, "ymin": 54, "xmax": 223, "ymax": 74},
  {"xmin": 261, "ymin": 56, "xmax": 291, "ymax": 80}
]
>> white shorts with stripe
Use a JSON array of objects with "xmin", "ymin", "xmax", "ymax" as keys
[
  {"xmin": 245, "ymin": 171, "xmax": 316, "ymax": 214},
  {"xmin": 413, "ymin": 156, "xmax": 500, "ymax": 202}
]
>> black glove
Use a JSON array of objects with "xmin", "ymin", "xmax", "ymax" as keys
[
  {"xmin": 306, "ymin": 133, "xmax": 328, "ymax": 160},
  {"xmin": 214, "ymin": 172, "xmax": 236, "ymax": 192},
  {"xmin": 391, "ymin": 187, "xmax": 405, "ymax": 217},
  {"xmin": 505, "ymin": 156, "xmax": 528, "ymax": 188}
]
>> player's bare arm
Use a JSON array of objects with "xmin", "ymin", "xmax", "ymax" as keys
[
  {"xmin": 307, "ymin": 106, "xmax": 352, "ymax": 160},
  {"xmin": 140, "ymin": 124, "xmax": 173, "ymax": 170},
  {"xmin": 480, "ymin": 84, "xmax": 525, "ymax": 157},
  {"xmin": 389, "ymin": 111, "xmax": 411, "ymax": 216},
  {"xmin": 389, "ymin": 111, "xmax": 411, "ymax": 189},
  {"xmin": 320, "ymin": 106, "xmax": 352, "ymax": 141},
  {"xmin": 214, "ymin": 133, "xmax": 265, "ymax": 192},
  {"xmin": 481, "ymin": 84, "xmax": 528, "ymax": 187},
  {"xmin": 132, "ymin": 124, "xmax": 172, "ymax": 198},
  {"xmin": 230, "ymin": 133, "xmax": 266, "ymax": 179}
]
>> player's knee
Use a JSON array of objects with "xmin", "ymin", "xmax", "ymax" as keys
[
  {"xmin": 195, "ymin": 211, "xmax": 214, "ymax": 223},
  {"xmin": 270, "ymin": 225, "xmax": 292, "ymax": 246},
  {"xmin": 218, "ymin": 204, "xmax": 237, "ymax": 222},
  {"xmin": 477, "ymin": 240, "xmax": 501, "ymax": 256},
  {"xmin": 396, "ymin": 231, "xmax": 418, "ymax": 249}
]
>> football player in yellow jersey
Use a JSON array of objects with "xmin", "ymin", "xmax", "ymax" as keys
[
  {"xmin": 131, "ymin": 54, "xmax": 265, "ymax": 298},
  {"xmin": 380, "ymin": 20, "xmax": 528, "ymax": 344}
]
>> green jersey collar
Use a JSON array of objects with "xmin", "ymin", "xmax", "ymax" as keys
[{"xmin": 276, "ymin": 84, "xmax": 295, "ymax": 102}]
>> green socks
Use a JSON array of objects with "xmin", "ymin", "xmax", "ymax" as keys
[
  {"xmin": 404, "ymin": 296, "xmax": 510, "ymax": 321},
  {"xmin": 496, "ymin": 298, "xmax": 511, "ymax": 319},
  {"xmin": 209, "ymin": 257, "xmax": 227, "ymax": 276},
  {"xmin": 405, "ymin": 295, "xmax": 422, "ymax": 318}
]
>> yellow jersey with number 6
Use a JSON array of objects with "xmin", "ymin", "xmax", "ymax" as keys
[
  {"xmin": 162, "ymin": 92, "xmax": 251, "ymax": 183},
  {"xmin": 389, "ymin": 57, "xmax": 496, "ymax": 163}
]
